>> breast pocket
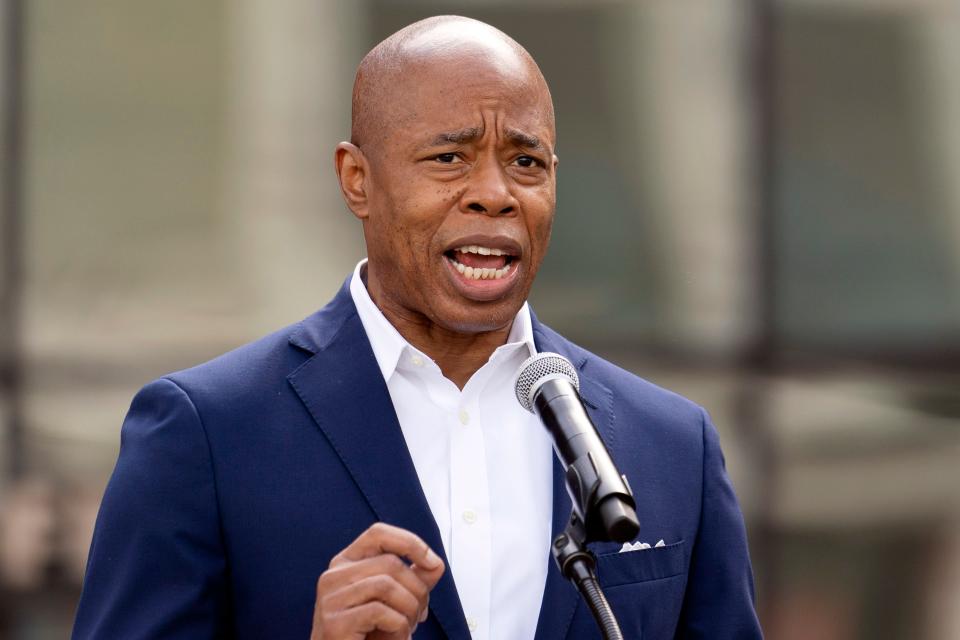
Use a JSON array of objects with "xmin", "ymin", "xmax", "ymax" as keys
[
  {"xmin": 595, "ymin": 539, "xmax": 687, "ymax": 587},
  {"xmin": 593, "ymin": 540, "xmax": 688, "ymax": 640}
]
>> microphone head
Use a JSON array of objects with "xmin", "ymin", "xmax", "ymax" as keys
[{"xmin": 514, "ymin": 352, "xmax": 580, "ymax": 413}]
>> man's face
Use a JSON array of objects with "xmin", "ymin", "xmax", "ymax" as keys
[{"xmin": 358, "ymin": 54, "xmax": 557, "ymax": 335}]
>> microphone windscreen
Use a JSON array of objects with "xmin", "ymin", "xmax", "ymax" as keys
[{"xmin": 514, "ymin": 352, "xmax": 580, "ymax": 413}]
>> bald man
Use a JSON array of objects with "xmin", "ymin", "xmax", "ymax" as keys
[{"xmin": 73, "ymin": 16, "xmax": 762, "ymax": 640}]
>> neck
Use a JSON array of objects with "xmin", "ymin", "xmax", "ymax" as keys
[
  {"xmin": 381, "ymin": 304, "xmax": 513, "ymax": 390},
  {"xmin": 364, "ymin": 272, "xmax": 515, "ymax": 389}
]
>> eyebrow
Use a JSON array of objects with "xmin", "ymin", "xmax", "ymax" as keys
[
  {"xmin": 422, "ymin": 126, "xmax": 549, "ymax": 154},
  {"xmin": 504, "ymin": 128, "xmax": 546, "ymax": 153},
  {"xmin": 427, "ymin": 127, "xmax": 484, "ymax": 147}
]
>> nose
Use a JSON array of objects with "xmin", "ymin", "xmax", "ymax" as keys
[{"xmin": 461, "ymin": 157, "xmax": 518, "ymax": 216}]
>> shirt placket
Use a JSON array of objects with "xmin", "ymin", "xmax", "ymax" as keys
[{"xmin": 448, "ymin": 385, "xmax": 492, "ymax": 639}]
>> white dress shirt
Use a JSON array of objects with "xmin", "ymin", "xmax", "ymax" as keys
[{"xmin": 349, "ymin": 260, "xmax": 554, "ymax": 640}]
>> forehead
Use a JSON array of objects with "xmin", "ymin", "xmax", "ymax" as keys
[{"xmin": 390, "ymin": 56, "xmax": 554, "ymax": 145}]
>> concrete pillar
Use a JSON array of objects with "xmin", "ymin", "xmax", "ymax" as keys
[
  {"xmin": 224, "ymin": 0, "xmax": 366, "ymax": 332},
  {"xmin": 629, "ymin": 0, "xmax": 754, "ymax": 355},
  {"xmin": 916, "ymin": 6, "xmax": 960, "ymax": 309}
]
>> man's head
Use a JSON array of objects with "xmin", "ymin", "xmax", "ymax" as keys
[{"xmin": 335, "ymin": 16, "xmax": 557, "ymax": 336}]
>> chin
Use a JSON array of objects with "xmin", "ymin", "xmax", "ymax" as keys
[{"xmin": 435, "ymin": 300, "xmax": 523, "ymax": 335}]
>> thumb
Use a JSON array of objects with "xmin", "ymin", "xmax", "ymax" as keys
[{"xmin": 413, "ymin": 555, "xmax": 445, "ymax": 589}]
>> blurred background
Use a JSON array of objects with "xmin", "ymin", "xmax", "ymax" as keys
[{"xmin": 0, "ymin": 0, "xmax": 958, "ymax": 638}]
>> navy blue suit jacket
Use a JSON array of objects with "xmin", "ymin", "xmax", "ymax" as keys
[{"xmin": 73, "ymin": 280, "xmax": 762, "ymax": 639}]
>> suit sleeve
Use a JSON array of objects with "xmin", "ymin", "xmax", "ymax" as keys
[
  {"xmin": 72, "ymin": 378, "xmax": 231, "ymax": 639},
  {"xmin": 675, "ymin": 408, "xmax": 763, "ymax": 639}
]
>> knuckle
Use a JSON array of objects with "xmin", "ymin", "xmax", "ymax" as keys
[
  {"xmin": 411, "ymin": 578, "xmax": 428, "ymax": 600},
  {"xmin": 382, "ymin": 553, "xmax": 406, "ymax": 573},
  {"xmin": 382, "ymin": 609, "xmax": 410, "ymax": 634},
  {"xmin": 316, "ymin": 569, "xmax": 337, "ymax": 594},
  {"xmin": 324, "ymin": 611, "xmax": 347, "ymax": 636},
  {"xmin": 319, "ymin": 591, "xmax": 338, "ymax": 611},
  {"xmin": 370, "ymin": 573, "xmax": 395, "ymax": 595},
  {"xmin": 363, "ymin": 601, "xmax": 409, "ymax": 634},
  {"xmin": 368, "ymin": 601, "xmax": 391, "ymax": 619}
]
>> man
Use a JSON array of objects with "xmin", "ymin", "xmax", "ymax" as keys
[{"xmin": 73, "ymin": 16, "xmax": 762, "ymax": 640}]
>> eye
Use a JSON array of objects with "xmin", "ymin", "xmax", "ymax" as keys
[
  {"xmin": 435, "ymin": 153, "xmax": 459, "ymax": 163},
  {"xmin": 514, "ymin": 155, "xmax": 541, "ymax": 168}
]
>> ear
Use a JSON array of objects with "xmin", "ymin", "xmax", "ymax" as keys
[
  {"xmin": 552, "ymin": 153, "xmax": 559, "ymax": 173},
  {"xmin": 334, "ymin": 142, "xmax": 370, "ymax": 219}
]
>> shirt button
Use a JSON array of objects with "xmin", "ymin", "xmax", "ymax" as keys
[
  {"xmin": 467, "ymin": 616, "xmax": 479, "ymax": 632},
  {"xmin": 462, "ymin": 509, "xmax": 477, "ymax": 525},
  {"xmin": 458, "ymin": 409, "xmax": 469, "ymax": 425},
  {"xmin": 411, "ymin": 355, "xmax": 424, "ymax": 367}
]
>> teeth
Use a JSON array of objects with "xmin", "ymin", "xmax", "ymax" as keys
[
  {"xmin": 450, "ymin": 257, "xmax": 513, "ymax": 280},
  {"xmin": 456, "ymin": 245, "xmax": 506, "ymax": 256}
]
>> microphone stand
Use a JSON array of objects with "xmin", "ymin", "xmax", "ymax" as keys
[
  {"xmin": 514, "ymin": 359, "xmax": 639, "ymax": 639},
  {"xmin": 552, "ymin": 512, "xmax": 624, "ymax": 640}
]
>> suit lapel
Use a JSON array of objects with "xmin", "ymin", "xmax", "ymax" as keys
[
  {"xmin": 287, "ymin": 288, "xmax": 470, "ymax": 640},
  {"xmin": 531, "ymin": 321, "xmax": 616, "ymax": 640}
]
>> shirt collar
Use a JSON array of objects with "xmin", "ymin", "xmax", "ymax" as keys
[{"xmin": 349, "ymin": 259, "xmax": 536, "ymax": 383}]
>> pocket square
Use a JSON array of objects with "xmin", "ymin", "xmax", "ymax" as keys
[{"xmin": 619, "ymin": 539, "xmax": 666, "ymax": 553}]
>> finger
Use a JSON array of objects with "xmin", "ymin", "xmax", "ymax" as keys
[
  {"xmin": 320, "ymin": 553, "xmax": 431, "ymax": 605},
  {"xmin": 419, "ymin": 596, "xmax": 429, "ymax": 623},
  {"xmin": 323, "ymin": 574, "xmax": 421, "ymax": 629},
  {"xmin": 333, "ymin": 523, "xmax": 442, "ymax": 571},
  {"xmin": 326, "ymin": 601, "xmax": 410, "ymax": 638},
  {"xmin": 314, "ymin": 563, "xmax": 424, "ymax": 639},
  {"xmin": 411, "ymin": 556, "xmax": 445, "ymax": 591}
]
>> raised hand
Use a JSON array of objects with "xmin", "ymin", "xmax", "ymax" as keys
[{"xmin": 310, "ymin": 523, "xmax": 446, "ymax": 639}]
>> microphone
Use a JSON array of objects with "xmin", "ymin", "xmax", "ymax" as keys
[{"xmin": 514, "ymin": 353, "xmax": 639, "ymax": 543}]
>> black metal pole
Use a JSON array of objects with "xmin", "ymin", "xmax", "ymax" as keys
[
  {"xmin": 737, "ymin": 0, "xmax": 781, "ymax": 622},
  {"xmin": 552, "ymin": 515, "xmax": 624, "ymax": 640},
  {"xmin": 1, "ymin": 0, "xmax": 26, "ymax": 480}
]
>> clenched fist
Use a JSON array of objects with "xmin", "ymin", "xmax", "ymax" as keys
[{"xmin": 310, "ymin": 523, "xmax": 446, "ymax": 639}]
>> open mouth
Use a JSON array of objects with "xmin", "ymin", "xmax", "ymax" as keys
[{"xmin": 443, "ymin": 245, "xmax": 518, "ymax": 280}]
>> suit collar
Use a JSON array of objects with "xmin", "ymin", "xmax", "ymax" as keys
[
  {"xmin": 287, "ymin": 283, "xmax": 614, "ymax": 640},
  {"xmin": 287, "ymin": 276, "xmax": 355, "ymax": 355}
]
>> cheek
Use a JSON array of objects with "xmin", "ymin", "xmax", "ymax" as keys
[
  {"xmin": 400, "ymin": 181, "xmax": 462, "ymax": 239},
  {"xmin": 526, "ymin": 191, "xmax": 556, "ymax": 258},
  {"xmin": 378, "ymin": 187, "xmax": 458, "ymax": 262},
  {"xmin": 529, "ymin": 222, "xmax": 553, "ymax": 270}
]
